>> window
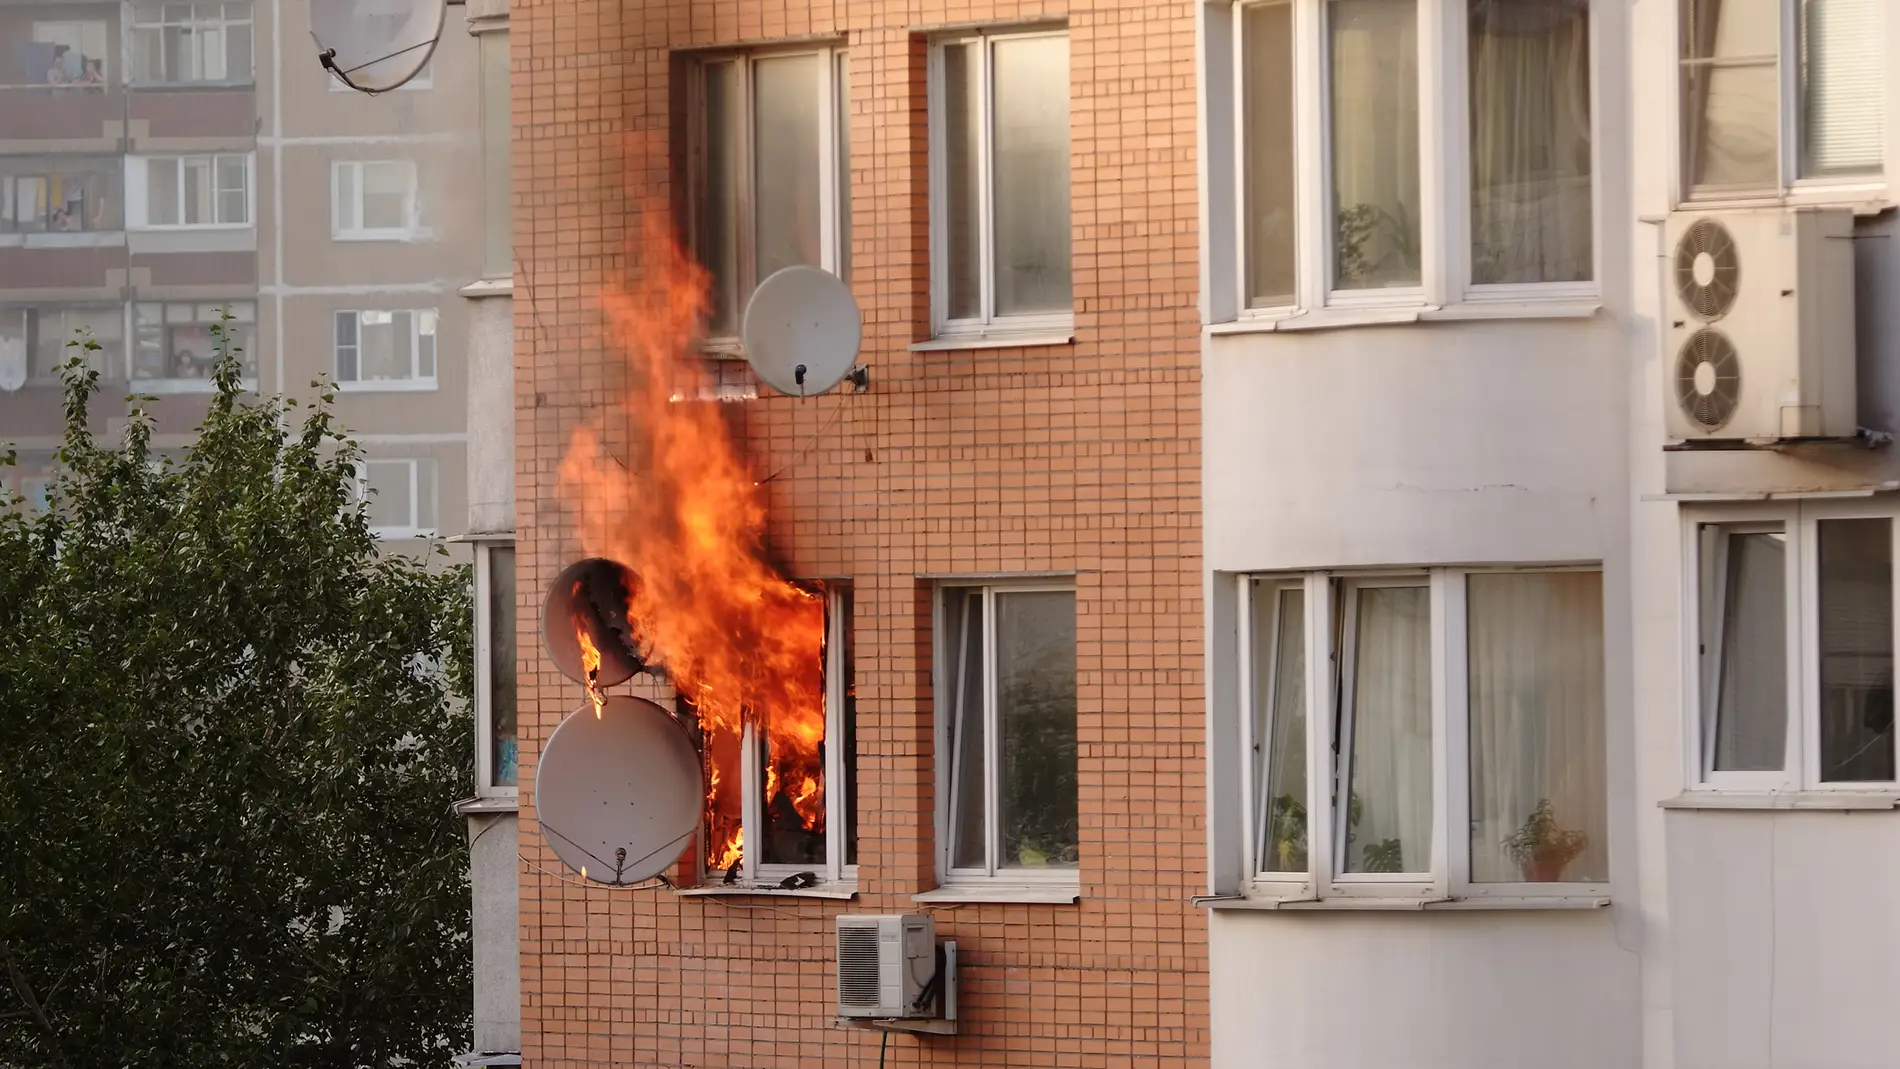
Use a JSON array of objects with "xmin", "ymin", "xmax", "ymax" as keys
[
  {"xmin": 475, "ymin": 542, "xmax": 518, "ymax": 794},
  {"xmin": 1, "ymin": 161, "xmax": 122, "ymax": 233},
  {"xmin": 1692, "ymin": 506, "xmax": 1900, "ymax": 790},
  {"xmin": 696, "ymin": 583, "xmax": 857, "ymax": 887},
  {"xmin": 928, "ymin": 28, "xmax": 1073, "ymax": 339},
  {"xmin": 332, "ymin": 161, "xmax": 419, "ymax": 240},
  {"xmin": 23, "ymin": 21, "xmax": 109, "ymax": 87},
  {"xmin": 936, "ymin": 583, "xmax": 1079, "ymax": 892},
  {"xmin": 334, "ymin": 310, "xmax": 437, "ymax": 388},
  {"xmin": 477, "ymin": 32, "xmax": 511, "ymax": 278},
  {"xmin": 16, "ymin": 305, "xmax": 123, "ymax": 383},
  {"xmin": 129, "ymin": 1, "xmax": 252, "ymax": 84},
  {"xmin": 20, "ymin": 476, "xmax": 51, "ymax": 516},
  {"xmin": 133, "ymin": 301, "xmax": 255, "ymax": 386},
  {"xmin": 1241, "ymin": 568, "xmax": 1607, "ymax": 898},
  {"xmin": 354, "ymin": 459, "xmax": 438, "ymax": 538},
  {"xmin": 1222, "ymin": 0, "xmax": 1593, "ymax": 316},
  {"xmin": 685, "ymin": 46, "xmax": 849, "ymax": 338},
  {"xmin": 131, "ymin": 155, "xmax": 251, "ymax": 228},
  {"xmin": 1681, "ymin": 0, "xmax": 1883, "ymax": 198}
]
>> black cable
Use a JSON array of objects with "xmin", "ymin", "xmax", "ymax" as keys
[{"xmin": 877, "ymin": 1029, "xmax": 888, "ymax": 1069}]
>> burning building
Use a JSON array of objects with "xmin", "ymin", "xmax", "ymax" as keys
[{"xmin": 508, "ymin": 0, "xmax": 1206, "ymax": 1064}]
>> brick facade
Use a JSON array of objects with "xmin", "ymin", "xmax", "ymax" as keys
[{"xmin": 512, "ymin": 0, "xmax": 1206, "ymax": 1064}]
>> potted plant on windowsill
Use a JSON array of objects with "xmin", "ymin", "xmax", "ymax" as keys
[{"xmin": 1502, "ymin": 798, "xmax": 1589, "ymax": 883}]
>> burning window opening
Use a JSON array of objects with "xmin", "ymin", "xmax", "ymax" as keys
[{"xmin": 687, "ymin": 580, "xmax": 853, "ymax": 883}]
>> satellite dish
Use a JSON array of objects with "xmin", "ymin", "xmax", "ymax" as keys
[
  {"xmin": 310, "ymin": 0, "xmax": 444, "ymax": 94},
  {"xmin": 741, "ymin": 265, "xmax": 863, "ymax": 397},
  {"xmin": 542, "ymin": 557, "xmax": 649, "ymax": 688},
  {"xmin": 535, "ymin": 696, "xmax": 702, "ymax": 886}
]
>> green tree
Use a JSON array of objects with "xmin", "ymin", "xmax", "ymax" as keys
[{"xmin": 0, "ymin": 324, "xmax": 473, "ymax": 1067}]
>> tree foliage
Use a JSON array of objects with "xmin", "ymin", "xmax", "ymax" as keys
[{"xmin": 0, "ymin": 326, "xmax": 474, "ymax": 1067}]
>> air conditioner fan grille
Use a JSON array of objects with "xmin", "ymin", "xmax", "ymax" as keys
[
  {"xmin": 836, "ymin": 925, "xmax": 882, "ymax": 1007},
  {"xmin": 1674, "ymin": 218, "xmax": 1741, "ymax": 321},
  {"xmin": 1675, "ymin": 328, "xmax": 1742, "ymax": 432}
]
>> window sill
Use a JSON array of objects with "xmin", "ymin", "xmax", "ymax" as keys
[
  {"xmin": 453, "ymin": 795, "xmax": 519, "ymax": 815},
  {"xmin": 1200, "ymin": 895, "xmax": 1609, "ymax": 912},
  {"xmin": 332, "ymin": 231, "xmax": 422, "ymax": 243},
  {"xmin": 338, "ymin": 380, "xmax": 438, "ymax": 393},
  {"xmin": 909, "ymin": 331, "xmax": 1075, "ymax": 352},
  {"xmin": 131, "ymin": 378, "xmax": 256, "ymax": 394},
  {"xmin": 459, "ymin": 277, "xmax": 514, "ymax": 298},
  {"xmin": 1208, "ymin": 298, "xmax": 1599, "ymax": 336},
  {"xmin": 912, "ymin": 884, "xmax": 1080, "ymax": 905},
  {"xmin": 1661, "ymin": 790, "xmax": 1900, "ymax": 811},
  {"xmin": 677, "ymin": 882, "xmax": 859, "ymax": 900},
  {"xmin": 131, "ymin": 224, "xmax": 253, "ymax": 233},
  {"xmin": 371, "ymin": 527, "xmax": 439, "ymax": 540},
  {"xmin": 1677, "ymin": 186, "xmax": 1890, "ymax": 216}
]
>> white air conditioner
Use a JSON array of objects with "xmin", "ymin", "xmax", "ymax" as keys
[
  {"xmin": 835, "ymin": 913, "xmax": 940, "ymax": 1020},
  {"xmin": 1664, "ymin": 207, "xmax": 1856, "ymax": 443}
]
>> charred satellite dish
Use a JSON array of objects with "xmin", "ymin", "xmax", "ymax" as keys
[
  {"xmin": 543, "ymin": 557, "xmax": 649, "ymax": 689},
  {"xmin": 310, "ymin": 0, "xmax": 444, "ymax": 94},
  {"xmin": 536, "ymin": 696, "xmax": 702, "ymax": 886},
  {"xmin": 740, "ymin": 265, "xmax": 864, "ymax": 397}
]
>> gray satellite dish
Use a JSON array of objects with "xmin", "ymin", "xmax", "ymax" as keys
[
  {"xmin": 542, "ymin": 557, "xmax": 648, "ymax": 688},
  {"xmin": 535, "ymin": 696, "xmax": 702, "ymax": 886},
  {"xmin": 741, "ymin": 265, "xmax": 864, "ymax": 397},
  {"xmin": 310, "ymin": 0, "xmax": 444, "ymax": 93}
]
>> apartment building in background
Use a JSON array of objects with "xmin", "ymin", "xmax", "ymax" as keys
[{"xmin": 0, "ymin": 0, "xmax": 487, "ymax": 543}]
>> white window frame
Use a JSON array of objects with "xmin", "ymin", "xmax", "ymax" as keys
[
  {"xmin": 703, "ymin": 583, "xmax": 857, "ymax": 890},
  {"xmin": 683, "ymin": 45, "xmax": 849, "ymax": 342},
  {"xmin": 926, "ymin": 26, "xmax": 1076, "ymax": 341},
  {"xmin": 1674, "ymin": 0, "xmax": 1889, "ymax": 208},
  {"xmin": 353, "ymin": 458, "xmax": 437, "ymax": 539},
  {"xmin": 330, "ymin": 160, "xmax": 420, "ymax": 241},
  {"xmin": 1236, "ymin": 566, "xmax": 1611, "ymax": 903},
  {"xmin": 126, "ymin": 154, "xmax": 253, "ymax": 230},
  {"xmin": 333, "ymin": 309, "xmax": 437, "ymax": 390},
  {"xmin": 473, "ymin": 539, "xmax": 518, "ymax": 798},
  {"xmin": 126, "ymin": 1, "xmax": 253, "ymax": 85},
  {"xmin": 1210, "ymin": 0, "xmax": 1601, "ymax": 324},
  {"xmin": 1683, "ymin": 501, "xmax": 1900, "ymax": 795},
  {"xmin": 930, "ymin": 580, "xmax": 1082, "ymax": 897}
]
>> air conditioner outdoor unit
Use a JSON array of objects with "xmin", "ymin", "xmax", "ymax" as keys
[
  {"xmin": 835, "ymin": 913, "xmax": 945, "ymax": 1021},
  {"xmin": 1664, "ymin": 207, "xmax": 1856, "ymax": 444}
]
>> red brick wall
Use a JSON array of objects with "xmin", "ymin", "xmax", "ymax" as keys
[{"xmin": 512, "ymin": 0, "xmax": 1206, "ymax": 1064}]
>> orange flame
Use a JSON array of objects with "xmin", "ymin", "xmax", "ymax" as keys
[
  {"xmin": 574, "ymin": 588, "xmax": 606, "ymax": 719},
  {"xmin": 558, "ymin": 207, "xmax": 829, "ymax": 876}
]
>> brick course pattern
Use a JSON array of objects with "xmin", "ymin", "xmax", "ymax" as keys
[{"xmin": 512, "ymin": 0, "xmax": 1206, "ymax": 1065}]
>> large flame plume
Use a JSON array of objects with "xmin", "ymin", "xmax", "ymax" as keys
[{"xmin": 557, "ymin": 212, "xmax": 827, "ymax": 875}]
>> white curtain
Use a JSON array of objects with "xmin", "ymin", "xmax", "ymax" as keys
[
  {"xmin": 1467, "ymin": 572, "xmax": 1607, "ymax": 883},
  {"xmin": 1801, "ymin": 0, "xmax": 1883, "ymax": 177},
  {"xmin": 1468, "ymin": 0, "xmax": 1592, "ymax": 284},
  {"xmin": 1345, "ymin": 585, "xmax": 1433, "ymax": 873},
  {"xmin": 1328, "ymin": 0, "xmax": 1421, "ymax": 289}
]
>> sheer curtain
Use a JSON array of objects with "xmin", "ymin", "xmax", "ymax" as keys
[
  {"xmin": 1467, "ymin": 572, "xmax": 1607, "ymax": 883},
  {"xmin": 1328, "ymin": 0, "xmax": 1421, "ymax": 290},
  {"xmin": 1344, "ymin": 585, "xmax": 1432, "ymax": 874},
  {"xmin": 1468, "ymin": 0, "xmax": 1592, "ymax": 284}
]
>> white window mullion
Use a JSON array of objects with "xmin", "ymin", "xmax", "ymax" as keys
[
  {"xmin": 1797, "ymin": 511, "xmax": 1822, "ymax": 789},
  {"xmin": 1329, "ymin": 579, "xmax": 1360, "ymax": 885},
  {"xmin": 1439, "ymin": 569, "xmax": 1470, "ymax": 896},
  {"xmin": 824, "ymin": 587, "xmax": 846, "ymax": 881},
  {"xmin": 474, "ymin": 543, "xmax": 497, "ymax": 792},
  {"xmin": 737, "ymin": 59, "xmax": 759, "ymax": 307},
  {"xmin": 1230, "ymin": 4, "xmax": 1251, "ymax": 313},
  {"xmin": 1302, "ymin": 0, "xmax": 1333, "ymax": 310},
  {"xmin": 977, "ymin": 37, "xmax": 998, "ymax": 326},
  {"xmin": 1777, "ymin": 0, "xmax": 1799, "ymax": 191},
  {"xmin": 817, "ymin": 50, "xmax": 840, "ymax": 275},
  {"xmin": 1303, "ymin": 572, "xmax": 1334, "ymax": 892},
  {"xmin": 1415, "ymin": 0, "xmax": 1452, "ymax": 306},
  {"xmin": 1236, "ymin": 576, "xmax": 1261, "ymax": 878},
  {"xmin": 981, "ymin": 586, "xmax": 1003, "ymax": 877},
  {"xmin": 1435, "ymin": 0, "xmax": 1470, "ymax": 301},
  {"xmin": 740, "ymin": 721, "xmax": 763, "ymax": 883}
]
